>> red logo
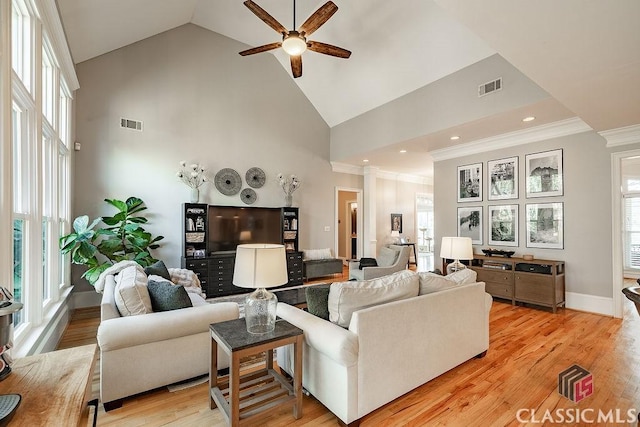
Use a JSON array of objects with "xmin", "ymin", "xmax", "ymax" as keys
[{"xmin": 558, "ymin": 364, "xmax": 593, "ymax": 403}]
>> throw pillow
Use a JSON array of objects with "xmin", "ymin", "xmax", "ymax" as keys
[
  {"xmin": 417, "ymin": 272, "xmax": 457, "ymax": 295},
  {"xmin": 358, "ymin": 258, "xmax": 378, "ymax": 269},
  {"xmin": 303, "ymin": 248, "xmax": 332, "ymax": 261},
  {"xmin": 328, "ymin": 270, "xmax": 419, "ymax": 327},
  {"xmin": 147, "ymin": 279, "xmax": 193, "ymax": 312},
  {"xmin": 144, "ymin": 260, "xmax": 171, "ymax": 281},
  {"xmin": 447, "ymin": 268, "xmax": 477, "ymax": 285},
  {"xmin": 376, "ymin": 246, "xmax": 399, "ymax": 267},
  {"xmin": 305, "ymin": 284, "xmax": 331, "ymax": 320},
  {"xmin": 114, "ymin": 266, "xmax": 152, "ymax": 316}
]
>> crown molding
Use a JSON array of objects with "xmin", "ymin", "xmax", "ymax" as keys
[
  {"xmin": 331, "ymin": 162, "xmax": 432, "ymax": 185},
  {"xmin": 430, "ymin": 117, "xmax": 592, "ymax": 162},
  {"xmin": 599, "ymin": 124, "xmax": 640, "ymax": 148},
  {"xmin": 37, "ymin": 0, "xmax": 79, "ymax": 91}
]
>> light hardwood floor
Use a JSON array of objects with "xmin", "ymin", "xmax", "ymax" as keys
[{"xmin": 58, "ymin": 276, "xmax": 640, "ymax": 426}]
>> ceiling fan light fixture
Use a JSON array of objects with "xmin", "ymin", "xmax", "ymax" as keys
[{"xmin": 282, "ymin": 32, "xmax": 307, "ymax": 55}]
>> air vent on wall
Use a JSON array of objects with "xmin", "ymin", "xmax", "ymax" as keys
[
  {"xmin": 478, "ymin": 77, "xmax": 502, "ymax": 97},
  {"xmin": 120, "ymin": 117, "xmax": 143, "ymax": 131}
]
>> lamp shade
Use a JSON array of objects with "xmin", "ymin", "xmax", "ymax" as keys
[
  {"xmin": 390, "ymin": 230, "xmax": 400, "ymax": 237},
  {"xmin": 233, "ymin": 244, "xmax": 288, "ymax": 289},
  {"xmin": 440, "ymin": 237, "xmax": 473, "ymax": 260}
]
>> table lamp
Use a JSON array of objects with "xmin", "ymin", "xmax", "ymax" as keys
[
  {"xmin": 440, "ymin": 237, "xmax": 473, "ymax": 274},
  {"xmin": 233, "ymin": 244, "xmax": 288, "ymax": 334},
  {"xmin": 391, "ymin": 230, "xmax": 400, "ymax": 244}
]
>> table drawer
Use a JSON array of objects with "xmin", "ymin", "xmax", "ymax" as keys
[
  {"xmin": 485, "ymin": 282, "xmax": 513, "ymax": 299},
  {"xmin": 476, "ymin": 269, "xmax": 514, "ymax": 285},
  {"xmin": 185, "ymin": 259, "xmax": 209, "ymax": 270}
]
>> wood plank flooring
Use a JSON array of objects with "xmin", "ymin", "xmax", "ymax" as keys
[{"xmin": 58, "ymin": 276, "xmax": 640, "ymax": 426}]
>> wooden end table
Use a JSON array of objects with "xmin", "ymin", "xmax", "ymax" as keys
[{"xmin": 209, "ymin": 318, "xmax": 303, "ymax": 426}]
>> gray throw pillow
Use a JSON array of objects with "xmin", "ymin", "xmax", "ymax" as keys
[
  {"xmin": 305, "ymin": 284, "xmax": 331, "ymax": 320},
  {"xmin": 147, "ymin": 279, "xmax": 192, "ymax": 312},
  {"xmin": 144, "ymin": 260, "xmax": 171, "ymax": 281}
]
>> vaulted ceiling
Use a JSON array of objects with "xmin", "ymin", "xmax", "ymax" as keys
[{"xmin": 57, "ymin": 0, "xmax": 640, "ymax": 177}]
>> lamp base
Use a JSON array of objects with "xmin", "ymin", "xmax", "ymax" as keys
[
  {"xmin": 244, "ymin": 288, "xmax": 278, "ymax": 334},
  {"xmin": 446, "ymin": 260, "xmax": 466, "ymax": 275}
]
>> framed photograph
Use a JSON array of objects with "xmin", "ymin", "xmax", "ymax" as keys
[
  {"xmin": 488, "ymin": 205, "xmax": 519, "ymax": 247},
  {"xmin": 457, "ymin": 206, "xmax": 483, "ymax": 245},
  {"xmin": 526, "ymin": 203, "xmax": 564, "ymax": 249},
  {"xmin": 391, "ymin": 213, "xmax": 403, "ymax": 233},
  {"xmin": 526, "ymin": 149, "xmax": 563, "ymax": 198},
  {"xmin": 488, "ymin": 156, "xmax": 518, "ymax": 200},
  {"xmin": 457, "ymin": 163, "xmax": 483, "ymax": 202}
]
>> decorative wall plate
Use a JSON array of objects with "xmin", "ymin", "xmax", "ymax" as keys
[
  {"xmin": 214, "ymin": 168, "xmax": 242, "ymax": 196},
  {"xmin": 246, "ymin": 167, "xmax": 266, "ymax": 188},
  {"xmin": 240, "ymin": 188, "xmax": 257, "ymax": 205}
]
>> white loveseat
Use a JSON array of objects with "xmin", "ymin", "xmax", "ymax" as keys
[
  {"xmin": 97, "ymin": 270, "xmax": 239, "ymax": 410},
  {"xmin": 276, "ymin": 270, "xmax": 492, "ymax": 425}
]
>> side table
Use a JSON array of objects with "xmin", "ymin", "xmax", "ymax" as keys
[{"xmin": 210, "ymin": 318, "xmax": 304, "ymax": 426}]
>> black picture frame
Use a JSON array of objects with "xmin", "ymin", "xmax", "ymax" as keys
[
  {"xmin": 457, "ymin": 206, "xmax": 483, "ymax": 245},
  {"xmin": 488, "ymin": 204, "xmax": 519, "ymax": 247},
  {"xmin": 391, "ymin": 213, "xmax": 403, "ymax": 233},
  {"xmin": 525, "ymin": 149, "xmax": 563, "ymax": 198},
  {"xmin": 526, "ymin": 202, "xmax": 564, "ymax": 249},
  {"xmin": 457, "ymin": 163, "xmax": 483, "ymax": 202},
  {"xmin": 488, "ymin": 156, "xmax": 518, "ymax": 200}
]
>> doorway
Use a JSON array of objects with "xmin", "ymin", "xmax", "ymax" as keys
[
  {"xmin": 416, "ymin": 193, "xmax": 434, "ymax": 271},
  {"xmin": 335, "ymin": 188, "xmax": 363, "ymax": 262}
]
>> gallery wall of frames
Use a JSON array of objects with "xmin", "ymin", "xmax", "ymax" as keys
[{"xmin": 456, "ymin": 149, "xmax": 564, "ymax": 250}]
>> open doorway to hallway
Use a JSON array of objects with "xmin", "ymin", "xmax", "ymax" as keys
[
  {"xmin": 336, "ymin": 188, "xmax": 363, "ymax": 262},
  {"xmin": 416, "ymin": 193, "xmax": 434, "ymax": 271}
]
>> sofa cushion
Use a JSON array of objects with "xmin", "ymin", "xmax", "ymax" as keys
[
  {"xmin": 377, "ymin": 246, "xmax": 399, "ymax": 267},
  {"xmin": 328, "ymin": 270, "xmax": 419, "ymax": 327},
  {"xmin": 114, "ymin": 266, "xmax": 152, "ymax": 316},
  {"xmin": 144, "ymin": 260, "xmax": 171, "ymax": 281},
  {"xmin": 447, "ymin": 268, "xmax": 477, "ymax": 285},
  {"xmin": 303, "ymin": 248, "xmax": 332, "ymax": 261},
  {"xmin": 305, "ymin": 284, "xmax": 331, "ymax": 320},
  {"xmin": 147, "ymin": 279, "xmax": 193, "ymax": 312},
  {"xmin": 417, "ymin": 269, "xmax": 477, "ymax": 295}
]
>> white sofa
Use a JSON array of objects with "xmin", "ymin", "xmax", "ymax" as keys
[
  {"xmin": 97, "ymin": 273, "xmax": 239, "ymax": 410},
  {"xmin": 276, "ymin": 270, "xmax": 492, "ymax": 426}
]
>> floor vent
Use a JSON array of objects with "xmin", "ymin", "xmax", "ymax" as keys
[
  {"xmin": 478, "ymin": 77, "xmax": 502, "ymax": 97},
  {"xmin": 120, "ymin": 117, "xmax": 143, "ymax": 131}
]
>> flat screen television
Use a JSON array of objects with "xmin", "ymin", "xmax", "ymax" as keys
[{"xmin": 208, "ymin": 205, "xmax": 282, "ymax": 253}]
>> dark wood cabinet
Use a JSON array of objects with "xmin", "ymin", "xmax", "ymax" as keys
[{"xmin": 181, "ymin": 204, "xmax": 304, "ymax": 298}]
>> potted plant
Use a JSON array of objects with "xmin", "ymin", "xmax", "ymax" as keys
[{"xmin": 59, "ymin": 197, "xmax": 164, "ymax": 286}]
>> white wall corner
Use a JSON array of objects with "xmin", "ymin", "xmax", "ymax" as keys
[
  {"xmin": 431, "ymin": 117, "xmax": 592, "ymax": 162},
  {"xmin": 72, "ymin": 290, "xmax": 102, "ymax": 309},
  {"xmin": 565, "ymin": 292, "xmax": 613, "ymax": 317},
  {"xmin": 599, "ymin": 124, "xmax": 640, "ymax": 148}
]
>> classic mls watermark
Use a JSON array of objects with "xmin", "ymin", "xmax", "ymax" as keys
[
  {"xmin": 558, "ymin": 364, "xmax": 593, "ymax": 403},
  {"xmin": 515, "ymin": 364, "xmax": 638, "ymax": 424}
]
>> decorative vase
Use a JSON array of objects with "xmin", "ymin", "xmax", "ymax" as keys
[
  {"xmin": 190, "ymin": 188, "xmax": 200, "ymax": 203},
  {"xmin": 285, "ymin": 194, "xmax": 293, "ymax": 207}
]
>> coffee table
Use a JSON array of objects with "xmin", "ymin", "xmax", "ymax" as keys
[
  {"xmin": 273, "ymin": 283, "xmax": 327, "ymax": 307},
  {"xmin": 209, "ymin": 318, "xmax": 304, "ymax": 426}
]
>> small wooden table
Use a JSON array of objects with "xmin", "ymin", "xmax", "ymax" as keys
[
  {"xmin": 209, "ymin": 318, "xmax": 303, "ymax": 426},
  {"xmin": 0, "ymin": 344, "xmax": 98, "ymax": 426}
]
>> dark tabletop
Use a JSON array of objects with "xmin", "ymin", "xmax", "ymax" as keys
[{"xmin": 210, "ymin": 318, "xmax": 303, "ymax": 351}]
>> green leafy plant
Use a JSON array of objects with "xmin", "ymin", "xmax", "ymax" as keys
[{"xmin": 59, "ymin": 197, "xmax": 164, "ymax": 286}]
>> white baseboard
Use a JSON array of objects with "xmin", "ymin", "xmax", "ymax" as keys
[
  {"xmin": 72, "ymin": 290, "xmax": 102, "ymax": 309},
  {"xmin": 565, "ymin": 292, "xmax": 613, "ymax": 316}
]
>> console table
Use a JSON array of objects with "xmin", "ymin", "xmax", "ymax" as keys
[
  {"xmin": 209, "ymin": 318, "xmax": 303, "ymax": 426},
  {"xmin": 444, "ymin": 255, "xmax": 565, "ymax": 313},
  {"xmin": 0, "ymin": 344, "xmax": 98, "ymax": 426}
]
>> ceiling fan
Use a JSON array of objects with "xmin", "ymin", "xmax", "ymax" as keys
[{"xmin": 239, "ymin": 0, "xmax": 351, "ymax": 78}]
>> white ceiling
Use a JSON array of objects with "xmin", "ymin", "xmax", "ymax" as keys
[{"xmin": 57, "ymin": 0, "xmax": 640, "ymax": 177}]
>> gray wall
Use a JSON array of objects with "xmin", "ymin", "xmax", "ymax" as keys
[
  {"xmin": 73, "ymin": 24, "xmax": 337, "ymax": 291},
  {"xmin": 434, "ymin": 131, "xmax": 613, "ymax": 298}
]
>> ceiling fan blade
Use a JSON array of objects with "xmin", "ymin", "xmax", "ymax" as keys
[
  {"xmin": 298, "ymin": 1, "xmax": 338, "ymax": 37},
  {"xmin": 243, "ymin": 0, "xmax": 287, "ymax": 35},
  {"xmin": 307, "ymin": 41, "xmax": 351, "ymax": 58},
  {"xmin": 290, "ymin": 55, "xmax": 302, "ymax": 78},
  {"xmin": 239, "ymin": 42, "xmax": 282, "ymax": 56}
]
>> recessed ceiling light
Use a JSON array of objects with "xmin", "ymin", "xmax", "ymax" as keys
[
  {"xmin": 522, "ymin": 116, "xmax": 536, "ymax": 122},
  {"xmin": 363, "ymin": 159, "xmax": 369, "ymax": 163},
  {"xmin": 450, "ymin": 136, "xmax": 460, "ymax": 141},
  {"xmin": 399, "ymin": 149, "xmax": 407, "ymax": 153}
]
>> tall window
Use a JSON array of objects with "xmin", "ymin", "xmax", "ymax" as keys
[
  {"xmin": 622, "ymin": 160, "xmax": 640, "ymax": 272},
  {"xmin": 11, "ymin": 0, "xmax": 32, "ymax": 92}
]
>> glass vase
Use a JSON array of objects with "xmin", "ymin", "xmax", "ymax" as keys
[
  {"xmin": 285, "ymin": 194, "xmax": 293, "ymax": 207},
  {"xmin": 190, "ymin": 188, "xmax": 199, "ymax": 203}
]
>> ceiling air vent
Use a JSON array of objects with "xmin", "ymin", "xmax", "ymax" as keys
[
  {"xmin": 120, "ymin": 117, "xmax": 143, "ymax": 131},
  {"xmin": 478, "ymin": 77, "xmax": 502, "ymax": 97}
]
